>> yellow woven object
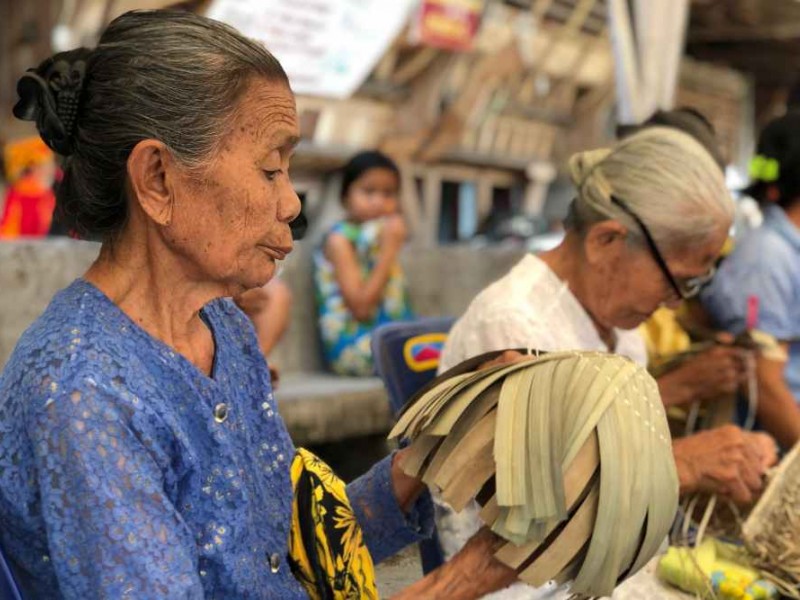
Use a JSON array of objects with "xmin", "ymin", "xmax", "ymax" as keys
[
  {"xmin": 390, "ymin": 349, "xmax": 679, "ymax": 598},
  {"xmin": 658, "ymin": 539, "xmax": 776, "ymax": 599},
  {"xmin": 639, "ymin": 306, "xmax": 692, "ymax": 360},
  {"xmin": 287, "ymin": 448, "xmax": 378, "ymax": 600}
]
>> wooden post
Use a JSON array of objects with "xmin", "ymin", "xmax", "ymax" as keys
[
  {"xmin": 608, "ymin": 0, "xmax": 641, "ymax": 123},
  {"xmin": 421, "ymin": 168, "xmax": 442, "ymax": 248},
  {"xmin": 523, "ymin": 161, "xmax": 556, "ymax": 218},
  {"xmin": 399, "ymin": 162, "xmax": 422, "ymax": 237},
  {"xmin": 609, "ymin": 0, "xmax": 689, "ymax": 123}
]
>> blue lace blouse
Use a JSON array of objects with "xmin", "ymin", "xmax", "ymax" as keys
[{"xmin": 0, "ymin": 280, "xmax": 432, "ymax": 599}]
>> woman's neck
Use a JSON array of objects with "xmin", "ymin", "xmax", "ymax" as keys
[
  {"xmin": 538, "ymin": 238, "xmax": 616, "ymax": 350},
  {"xmin": 84, "ymin": 223, "xmax": 223, "ymax": 374}
]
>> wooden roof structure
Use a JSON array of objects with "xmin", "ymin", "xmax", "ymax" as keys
[
  {"xmin": 0, "ymin": 0, "xmax": 757, "ymax": 167},
  {"xmin": 688, "ymin": 0, "xmax": 800, "ymax": 88}
]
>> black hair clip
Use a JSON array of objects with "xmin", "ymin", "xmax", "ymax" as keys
[{"xmin": 13, "ymin": 49, "xmax": 90, "ymax": 156}]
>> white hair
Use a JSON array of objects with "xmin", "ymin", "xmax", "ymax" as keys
[{"xmin": 566, "ymin": 127, "xmax": 734, "ymax": 253}]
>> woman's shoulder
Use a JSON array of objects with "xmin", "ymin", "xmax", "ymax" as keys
[
  {"xmin": 5, "ymin": 279, "xmax": 99, "ymax": 359},
  {"xmin": 0, "ymin": 280, "xmax": 135, "ymax": 411},
  {"xmin": 468, "ymin": 255, "xmax": 555, "ymax": 313}
]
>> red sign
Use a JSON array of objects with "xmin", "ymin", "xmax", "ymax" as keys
[{"xmin": 413, "ymin": 0, "xmax": 483, "ymax": 52}]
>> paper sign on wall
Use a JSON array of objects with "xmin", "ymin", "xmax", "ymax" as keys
[{"xmin": 206, "ymin": 0, "xmax": 417, "ymax": 99}]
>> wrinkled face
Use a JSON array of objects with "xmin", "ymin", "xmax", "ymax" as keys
[
  {"xmin": 582, "ymin": 224, "xmax": 728, "ymax": 331},
  {"xmin": 165, "ymin": 79, "xmax": 301, "ymax": 294},
  {"xmin": 344, "ymin": 167, "xmax": 399, "ymax": 222}
]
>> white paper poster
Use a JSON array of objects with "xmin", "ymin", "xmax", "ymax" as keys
[{"xmin": 207, "ymin": 0, "xmax": 417, "ymax": 98}]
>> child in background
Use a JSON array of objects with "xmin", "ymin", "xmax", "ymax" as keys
[
  {"xmin": 314, "ymin": 151, "xmax": 414, "ymax": 376},
  {"xmin": 0, "ymin": 137, "xmax": 57, "ymax": 238}
]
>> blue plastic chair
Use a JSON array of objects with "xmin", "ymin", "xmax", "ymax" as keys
[
  {"xmin": 371, "ymin": 317, "xmax": 456, "ymax": 417},
  {"xmin": 0, "ymin": 543, "xmax": 23, "ymax": 600},
  {"xmin": 371, "ymin": 317, "xmax": 456, "ymax": 575}
]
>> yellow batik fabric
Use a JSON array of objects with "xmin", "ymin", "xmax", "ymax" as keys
[{"xmin": 287, "ymin": 447, "xmax": 379, "ymax": 600}]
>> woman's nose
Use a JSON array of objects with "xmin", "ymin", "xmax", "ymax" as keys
[{"xmin": 279, "ymin": 183, "xmax": 302, "ymax": 224}]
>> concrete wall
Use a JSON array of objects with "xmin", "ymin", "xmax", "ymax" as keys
[
  {"xmin": 0, "ymin": 239, "xmax": 526, "ymax": 372},
  {"xmin": 0, "ymin": 239, "xmax": 99, "ymax": 369}
]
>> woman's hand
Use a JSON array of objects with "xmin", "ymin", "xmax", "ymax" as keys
[
  {"xmin": 657, "ymin": 345, "xmax": 749, "ymax": 407},
  {"xmin": 391, "ymin": 527, "xmax": 517, "ymax": 599},
  {"xmin": 673, "ymin": 425, "xmax": 777, "ymax": 504}
]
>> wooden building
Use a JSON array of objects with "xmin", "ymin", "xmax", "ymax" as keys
[{"xmin": 0, "ymin": 0, "xmax": 781, "ymax": 245}]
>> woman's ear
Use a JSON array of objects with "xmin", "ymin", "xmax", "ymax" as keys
[
  {"xmin": 583, "ymin": 220, "xmax": 628, "ymax": 265},
  {"xmin": 127, "ymin": 139, "xmax": 177, "ymax": 227}
]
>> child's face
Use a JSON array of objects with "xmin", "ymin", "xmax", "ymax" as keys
[{"xmin": 345, "ymin": 167, "xmax": 399, "ymax": 222}]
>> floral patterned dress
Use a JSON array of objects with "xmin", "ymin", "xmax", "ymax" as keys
[{"xmin": 314, "ymin": 219, "xmax": 414, "ymax": 376}]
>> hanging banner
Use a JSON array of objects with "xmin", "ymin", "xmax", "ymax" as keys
[
  {"xmin": 206, "ymin": 0, "xmax": 416, "ymax": 98},
  {"xmin": 412, "ymin": 0, "xmax": 484, "ymax": 52}
]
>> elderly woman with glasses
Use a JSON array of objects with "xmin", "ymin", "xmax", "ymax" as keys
[{"xmin": 434, "ymin": 127, "xmax": 777, "ymax": 599}]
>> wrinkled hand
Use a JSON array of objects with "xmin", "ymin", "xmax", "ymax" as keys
[
  {"xmin": 673, "ymin": 425, "xmax": 778, "ymax": 504},
  {"xmin": 447, "ymin": 527, "xmax": 517, "ymax": 594},
  {"xmin": 659, "ymin": 345, "xmax": 750, "ymax": 407},
  {"xmin": 675, "ymin": 346, "xmax": 749, "ymax": 402},
  {"xmin": 391, "ymin": 527, "xmax": 516, "ymax": 599}
]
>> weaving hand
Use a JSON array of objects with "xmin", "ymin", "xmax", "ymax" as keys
[
  {"xmin": 658, "ymin": 345, "xmax": 749, "ymax": 407},
  {"xmin": 391, "ymin": 527, "xmax": 517, "ymax": 600},
  {"xmin": 673, "ymin": 426, "xmax": 777, "ymax": 504},
  {"xmin": 653, "ymin": 324, "xmax": 784, "ymax": 409}
]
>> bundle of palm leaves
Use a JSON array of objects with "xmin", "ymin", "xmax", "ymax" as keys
[
  {"xmin": 742, "ymin": 441, "xmax": 800, "ymax": 598},
  {"xmin": 389, "ymin": 349, "xmax": 679, "ymax": 597}
]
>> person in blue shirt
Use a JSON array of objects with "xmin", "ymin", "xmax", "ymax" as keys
[
  {"xmin": 701, "ymin": 111, "xmax": 800, "ymax": 449},
  {"xmin": 0, "ymin": 10, "xmax": 516, "ymax": 599}
]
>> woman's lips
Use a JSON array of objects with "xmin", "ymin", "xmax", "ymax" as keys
[{"xmin": 258, "ymin": 245, "xmax": 291, "ymax": 261}]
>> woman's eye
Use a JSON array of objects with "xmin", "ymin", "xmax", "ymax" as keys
[{"xmin": 263, "ymin": 170, "xmax": 282, "ymax": 181}]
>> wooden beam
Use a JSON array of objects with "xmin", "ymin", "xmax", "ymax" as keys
[
  {"xmin": 416, "ymin": 43, "xmax": 525, "ymax": 162},
  {"xmin": 688, "ymin": 48, "xmax": 800, "ymax": 73},
  {"xmin": 372, "ymin": 37, "xmax": 402, "ymax": 82},
  {"xmin": 391, "ymin": 47, "xmax": 439, "ymax": 86},
  {"xmin": 690, "ymin": 22, "xmax": 800, "ymax": 43}
]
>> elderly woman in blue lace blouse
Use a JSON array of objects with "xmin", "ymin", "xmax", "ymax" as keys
[{"xmin": 0, "ymin": 11, "xmax": 516, "ymax": 600}]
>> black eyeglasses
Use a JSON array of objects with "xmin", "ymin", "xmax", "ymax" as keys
[{"xmin": 610, "ymin": 196, "xmax": 715, "ymax": 300}]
